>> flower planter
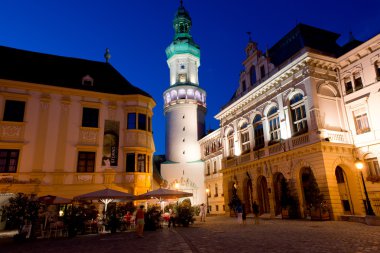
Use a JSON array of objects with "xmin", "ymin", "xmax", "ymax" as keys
[
  {"xmin": 311, "ymin": 208, "xmax": 330, "ymax": 221},
  {"xmin": 281, "ymin": 208, "xmax": 289, "ymax": 219}
]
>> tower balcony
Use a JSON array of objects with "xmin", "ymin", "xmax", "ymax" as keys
[{"xmin": 163, "ymin": 84, "xmax": 206, "ymax": 108}]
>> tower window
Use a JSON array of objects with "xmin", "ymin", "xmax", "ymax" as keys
[{"xmin": 183, "ymin": 127, "xmax": 185, "ymax": 131}]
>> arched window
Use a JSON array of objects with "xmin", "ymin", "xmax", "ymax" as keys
[
  {"xmin": 239, "ymin": 122, "xmax": 250, "ymax": 153},
  {"xmin": 253, "ymin": 115, "xmax": 264, "ymax": 149},
  {"xmin": 290, "ymin": 93, "xmax": 308, "ymax": 135},
  {"xmin": 267, "ymin": 107, "xmax": 280, "ymax": 143},
  {"xmin": 250, "ymin": 65, "xmax": 256, "ymax": 86}
]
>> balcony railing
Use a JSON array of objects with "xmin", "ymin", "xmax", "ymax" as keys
[{"xmin": 0, "ymin": 121, "xmax": 25, "ymax": 142}]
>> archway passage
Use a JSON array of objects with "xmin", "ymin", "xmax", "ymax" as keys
[
  {"xmin": 335, "ymin": 166, "xmax": 353, "ymax": 214},
  {"xmin": 257, "ymin": 176, "xmax": 270, "ymax": 214},
  {"xmin": 273, "ymin": 173, "xmax": 285, "ymax": 216}
]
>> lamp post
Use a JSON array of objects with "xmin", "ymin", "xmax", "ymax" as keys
[
  {"xmin": 355, "ymin": 159, "xmax": 375, "ymax": 215},
  {"xmin": 205, "ymin": 188, "xmax": 210, "ymax": 214}
]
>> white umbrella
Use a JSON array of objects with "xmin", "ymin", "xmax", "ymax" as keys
[{"xmin": 74, "ymin": 188, "xmax": 134, "ymax": 214}]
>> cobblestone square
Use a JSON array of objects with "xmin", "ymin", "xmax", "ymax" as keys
[{"xmin": 1, "ymin": 216, "xmax": 379, "ymax": 253}]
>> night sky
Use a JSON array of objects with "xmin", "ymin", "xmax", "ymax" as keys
[{"xmin": 1, "ymin": 0, "xmax": 379, "ymax": 155}]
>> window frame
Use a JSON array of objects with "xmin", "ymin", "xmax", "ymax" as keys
[
  {"xmin": 82, "ymin": 107, "xmax": 99, "ymax": 128},
  {"xmin": 0, "ymin": 149, "xmax": 20, "ymax": 173},
  {"xmin": 290, "ymin": 94, "xmax": 308, "ymax": 135},
  {"xmin": 253, "ymin": 115, "xmax": 264, "ymax": 150},
  {"xmin": 267, "ymin": 107, "xmax": 280, "ymax": 143},
  {"xmin": 127, "ymin": 113, "xmax": 137, "ymax": 129},
  {"xmin": 3, "ymin": 100, "xmax": 26, "ymax": 122},
  {"xmin": 353, "ymin": 108, "xmax": 370, "ymax": 135},
  {"xmin": 77, "ymin": 151, "xmax": 96, "ymax": 173}
]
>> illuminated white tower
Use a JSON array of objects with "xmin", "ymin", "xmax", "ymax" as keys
[{"xmin": 161, "ymin": 2, "xmax": 206, "ymax": 205}]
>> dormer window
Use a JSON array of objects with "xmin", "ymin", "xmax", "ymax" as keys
[{"xmin": 82, "ymin": 75, "xmax": 94, "ymax": 86}]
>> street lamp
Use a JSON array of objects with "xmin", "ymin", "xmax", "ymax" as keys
[
  {"xmin": 205, "ymin": 188, "xmax": 210, "ymax": 214},
  {"xmin": 355, "ymin": 159, "xmax": 375, "ymax": 215}
]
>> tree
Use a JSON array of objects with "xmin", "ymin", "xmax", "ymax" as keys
[{"xmin": 2, "ymin": 193, "xmax": 40, "ymax": 238}]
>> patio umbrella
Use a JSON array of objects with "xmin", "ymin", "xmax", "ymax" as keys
[
  {"xmin": 135, "ymin": 188, "xmax": 193, "ymax": 200},
  {"xmin": 38, "ymin": 195, "xmax": 72, "ymax": 205},
  {"xmin": 74, "ymin": 188, "xmax": 134, "ymax": 214}
]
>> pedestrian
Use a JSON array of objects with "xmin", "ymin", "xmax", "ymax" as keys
[
  {"xmin": 252, "ymin": 201, "xmax": 259, "ymax": 224},
  {"xmin": 168, "ymin": 208, "xmax": 176, "ymax": 228},
  {"xmin": 242, "ymin": 204, "xmax": 247, "ymax": 224},
  {"xmin": 199, "ymin": 203, "xmax": 206, "ymax": 222},
  {"xmin": 236, "ymin": 205, "xmax": 243, "ymax": 224},
  {"xmin": 135, "ymin": 205, "xmax": 145, "ymax": 238}
]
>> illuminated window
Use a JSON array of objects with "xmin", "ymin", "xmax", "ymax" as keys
[
  {"xmin": 267, "ymin": 107, "xmax": 280, "ymax": 143},
  {"xmin": 239, "ymin": 122, "xmax": 250, "ymax": 153},
  {"xmin": 227, "ymin": 131, "xmax": 234, "ymax": 157},
  {"xmin": 3, "ymin": 100, "xmax": 25, "ymax": 122},
  {"xmin": 77, "ymin": 151, "xmax": 95, "ymax": 173},
  {"xmin": 0, "ymin": 149, "xmax": 19, "ymax": 173},
  {"xmin": 365, "ymin": 158, "xmax": 380, "ymax": 178},
  {"xmin": 137, "ymin": 154, "xmax": 146, "ymax": 172},
  {"xmin": 290, "ymin": 94, "xmax": 308, "ymax": 135},
  {"xmin": 253, "ymin": 115, "xmax": 264, "ymax": 149},
  {"xmin": 353, "ymin": 108, "xmax": 370, "ymax": 134}
]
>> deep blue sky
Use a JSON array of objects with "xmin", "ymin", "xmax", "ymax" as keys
[{"xmin": 1, "ymin": 0, "xmax": 379, "ymax": 155}]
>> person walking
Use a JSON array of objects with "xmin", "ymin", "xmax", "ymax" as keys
[
  {"xmin": 252, "ymin": 201, "xmax": 259, "ymax": 224},
  {"xmin": 168, "ymin": 208, "xmax": 176, "ymax": 228},
  {"xmin": 135, "ymin": 205, "xmax": 145, "ymax": 238},
  {"xmin": 199, "ymin": 203, "xmax": 206, "ymax": 222}
]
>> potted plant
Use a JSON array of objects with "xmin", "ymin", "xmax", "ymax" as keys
[
  {"xmin": 304, "ymin": 174, "xmax": 329, "ymax": 221},
  {"xmin": 280, "ymin": 178, "xmax": 299, "ymax": 219},
  {"xmin": 176, "ymin": 198, "xmax": 195, "ymax": 227}
]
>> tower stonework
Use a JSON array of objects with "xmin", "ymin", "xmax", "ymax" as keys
[{"xmin": 161, "ymin": 2, "xmax": 206, "ymax": 205}]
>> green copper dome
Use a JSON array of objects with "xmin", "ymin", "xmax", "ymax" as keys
[{"xmin": 166, "ymin": 2, "xmax": 200, "ymax": 60}]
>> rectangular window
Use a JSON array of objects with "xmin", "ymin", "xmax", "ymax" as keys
[
  {"xmin": 137, "ymin": 154, "xmax": 146, "ymax": 172},
  {"xmin": 353, "ymin": 108, "xmax": 370, "ymax": 134},
  {"xmin": 127, "ymin": 113, "xmax": 136, "ymax": 129},
  {"xmin": 0, "ymin": 149, "xmax": 19, "ymax": 173},
  {"xmin": 216, "ymin": 205, "xmax": 219, "ymax": 212},
  {"xmin": 126, "ymin": 153, "xmax": 135, "ymax": 172},
  {"xmin": 291, "ymin": 104, "xmax": 308, "ymax": 134},
  {"xmin": 223, "ymin": 205, "xmax": 225, "ymax": 211},
  {"xmin": 354, "ymin": 75, "xmax": 363, "ymax": 91},
  {"xmin": 260, "ymin": 65, "xmax": 265, "ymax": 79},
  {"xmin": 376, "ymin": 64, "xmax": 380, "ymax": 80},
  {"xmin": 241, "ymin": 131, "xmax": 250, "ymax": 152},
  {"xmin": 366, "ymin": 158, "xmax": 380, "ymax": 177},
  {"xmin": 77, "ymin": 151, "xmax": 95, "ymax": 172},
  {"xmin": 269, "ymin": 116, "xmax": 281, "ymax": 142},
  {"xmin": 138, "ymin": 114, "xmax": 147, "ymax": 131},
  {"xmin": 82, "ymin": 108, "xmax": 99, "ymax": 127},
  {"xmin": 213, "ymin": 161, "xmax": 217, "ymax": 174},
  {"xmin": 345, "ymin": 79, "xmax": 353, "ymax": 94},
  {"xmin": 228, "ymin": 136, "xmax": 234, "ymax": 157},
  {"xmin": 3, "ymin": 100, "xmax": 25, "ymax": 122},
  {"xmin": 206, "ymin": 164, "xmax": 210, "ymax": 175}
]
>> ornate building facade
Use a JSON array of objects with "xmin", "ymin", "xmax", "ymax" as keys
[
  {"xmin": 200, "ymin": 25, "xmax": 380, "ymax": 220},
  {"xmin": 0, "ymin": 46, "xmax": 155, "ymax": 199}
]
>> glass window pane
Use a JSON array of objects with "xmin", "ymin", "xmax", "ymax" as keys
[
  {"xmin": 82, "ymin": 108, "xmax": 99, "ymax": 127},
  {"xmin": 138, "ymin": 114, "xmax": 147, "ymax": 131},
  {"xmin": 3, "ymin": 100, "xmax": 25, "ymax": 122},
  {"xmin": 127, "ymin": 113, "xmax": 136, "ymax": 129}
]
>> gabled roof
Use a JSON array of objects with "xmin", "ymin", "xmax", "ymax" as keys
[{"xmin": 0, "ymin": 45, "xmax": 152, "ymax": 98}]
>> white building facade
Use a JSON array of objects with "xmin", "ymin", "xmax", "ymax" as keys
[{"xmin": 160, "ymin": 3, "xmax": 207, "ymax": 205}]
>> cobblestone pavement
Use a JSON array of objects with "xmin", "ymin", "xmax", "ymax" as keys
[{"xmin": 1, "ymin": 216, "xmax": 380, "ymax": 253}]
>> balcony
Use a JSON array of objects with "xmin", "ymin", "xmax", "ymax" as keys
[
  {"xmin": 79, "ymin": 127, "xmax": 99, "ymax": 145},
  {"xmin": 223, "ymin": 131, "xmax": 345, "ymax": 168},
  {"xmin": 0, "ymin": 121, "xmax": 25, "ymax": 142}
]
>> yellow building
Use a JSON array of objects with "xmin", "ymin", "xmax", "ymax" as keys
[
  {"xmin": 0, "ymin": 46, "xmax": 155, "ymax": 199},
  {"xmin": 201, "ymin": 24, "xmax": 380, "ymax": 222}
]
